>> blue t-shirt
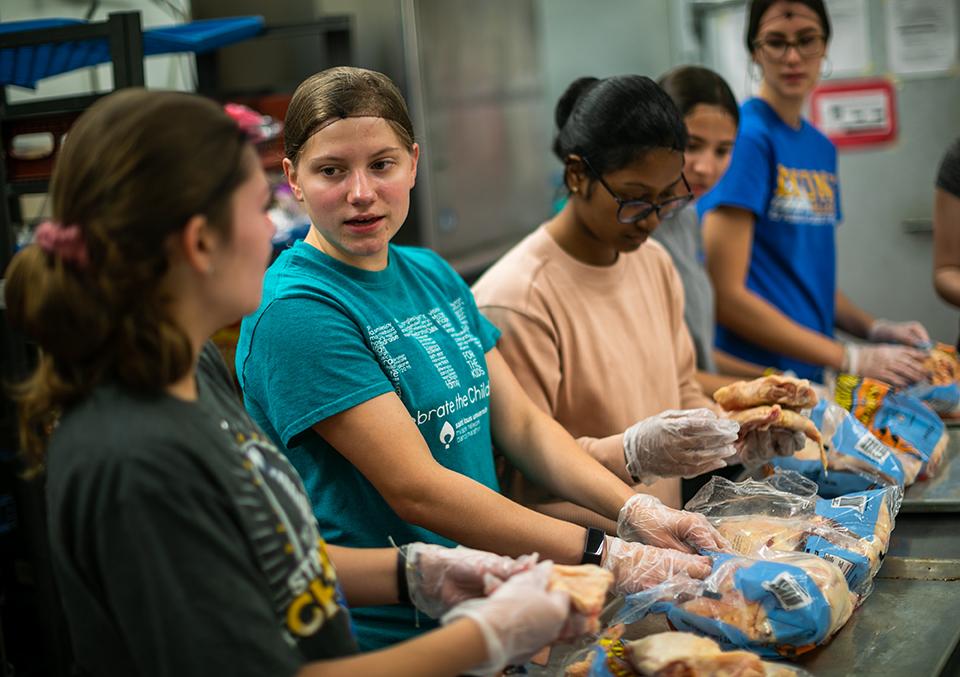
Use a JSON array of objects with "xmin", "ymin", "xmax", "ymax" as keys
[
  {"xmin": 236, "ymin": 241, "xmax": 501, "ymax": 650},
  {"xmin": 699, "ymin": 98, "xmax": 842, "ymax": 381}
]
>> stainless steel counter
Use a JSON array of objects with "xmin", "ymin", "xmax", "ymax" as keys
[{"xmin": 902, "ymin": 428, "xmax": 960, "ymax": 513}]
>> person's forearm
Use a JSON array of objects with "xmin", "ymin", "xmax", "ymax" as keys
[
  {"xmin": 715, "ymin": 286, "xmax": 845, "ymax": 370},
  {"xmin": 575, "ymin": 433, "xmax": 633, "ymax": 484},
  {"xmin": 498, "ymin": 414, "xmax": 635, "ymax": 521},
  {"xmin": 713, "ymin": 350, "xmax": 769, "ymax": 378},
  {"xmin": 694, "ymin": 370, "xmax": 743, "ymax": 398},
  {"xmin": 325, "ymin": 546, "xmax": 397, "ymax": 607},
  {"xmin": 298, "ymin": 617, "xmax": 487, "ymax": 677},
  {"xmin": 396, "ymin": 465, "xmax": 587, "ymax": 564},
  {"xmin": 834, "ymin": 290, "xmax": 874, "ymax": 339},
  {"xmin": 935, "ymin": 267, "xmax": 960, "ymax": 308}
]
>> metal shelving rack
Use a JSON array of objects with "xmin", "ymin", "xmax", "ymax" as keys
[{"xmin": 0, "ymin": 13, "xmax": 146, "ymax": 676}]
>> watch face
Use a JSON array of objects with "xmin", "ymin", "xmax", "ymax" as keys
[{"xmin": 582, "ymin": 527, "xmax": 605, "ymax": 565}]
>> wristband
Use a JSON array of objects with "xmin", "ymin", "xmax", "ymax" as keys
[
  {"xmin": 581, "ymin": 527, "xmax": 605, "ymax": 566},
  {"xmin": 396, "ymin": 550, "xmax": 412, "ymax": 606}
]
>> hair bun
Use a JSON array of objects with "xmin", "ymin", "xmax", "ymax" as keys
[{"xmin": 554, "ymin": 76, "xmax": 599, "ymax": 130}]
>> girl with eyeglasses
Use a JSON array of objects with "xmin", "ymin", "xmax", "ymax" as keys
[
  {"xmin": 700, "ymin": 0, "xmax": 930, "ymax": 387},
  {"xmin": 236, "ymin": 67, "xmax": 728, "ymax": 653},
  {"xmin": 472, "ymin": 75, "xmax": 805, "ymax": 525}
]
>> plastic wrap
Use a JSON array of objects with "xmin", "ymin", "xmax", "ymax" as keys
[
  {"xmin": 611, "ymin": 551, "xmax": 855, "ymax": 659},
  {"xmin": 766, "ymin": 400, "xmax": 906, "ymax": 497},
  {"xmin": 902, "ymin": 343, "xmax": 960, "ymax": 417},
  {"xmin": 834, "ymin": 374, "xmax": 948, "ymax": 483},
  {"xmin": 685, "ymin": 473, "xmax": 898, "ymax": 600},
  {"xmin": 564, "ymin": 627, "xmax": 814, "ymax": 676}
]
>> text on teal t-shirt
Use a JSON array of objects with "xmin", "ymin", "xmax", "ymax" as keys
[{"xmin": 235, "ymin": 241, "xmax": 501, "ymax": 650}]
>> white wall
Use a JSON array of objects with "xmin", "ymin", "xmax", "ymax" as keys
[{"xmin": 1, "ymin": 0, "xmax": 195, "ymax": 102}]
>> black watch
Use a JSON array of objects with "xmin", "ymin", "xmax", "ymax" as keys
[{"xmin": 580, "ymin": 527, "xmax": 606, "ymax": 566}]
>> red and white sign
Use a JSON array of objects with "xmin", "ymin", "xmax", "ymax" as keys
[{"xmin": 809, "ymin": 78, "xmax": 898, "ymax": 149}]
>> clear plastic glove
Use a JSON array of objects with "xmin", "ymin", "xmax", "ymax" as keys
[
  {"xmin": 617, "ymin": 493, "xmax": 731, "ymax": 553},
  {"xmin": 602, "ymin": 536, "xmax": 713, "ymax": 595},
  {"xmin": 844, "ymin": 343, "xmax": 927, "ymax": 387},
  {"xmin": 441, "ymin": 561, "xmax": 569, "ymax": 676},
  {"xmin": 622, "ymin": 409, "xmax": 740, "ymax": 484},
  {"xmin": 867, "ymin": 319, "xmax": 931, "ymax": 348},
  {"xmin": 732, "ymin": 429, "xmax": 807, "ymax": 466},
  {"xmin": 402, "ymin": 543, "xmax": 537, "ymax": 618}
]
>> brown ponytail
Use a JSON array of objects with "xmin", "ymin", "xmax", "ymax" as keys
[{"xmin": 3, "ymin": 89, "xmax": 251, "ymax": 475}]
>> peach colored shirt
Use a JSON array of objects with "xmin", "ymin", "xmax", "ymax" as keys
[{"xmin": 474, "ymin": 227, "xmax": 714, "ymax": 525}]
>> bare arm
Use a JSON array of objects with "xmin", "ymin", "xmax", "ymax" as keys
[
  {"xmin": 325, "ymin": 545, "xmax": 398, "ymax": 607},
  {"xmin": 485, "ymin": 348, "xmax": 636, "ymax": 518},
  {"xmin": 934, "ymin": 187, "xmax": 960, "ymax": 308},
  {"xmin": 312, "ymin": 392, "xmax": 587, "ymax": 564},
  {"xmin": 694, "ymin": 370, "xmax": 744, "ymax": 399},
  {"xmin": 297, "ymin": 618, "xmax": 487, "ymax": 677},
  {"xmin": 703, "ymin": 206, "xmax": 845, "ymax": 370},
  {"xmin": 834, "ymin": 290, "xmax": 874, "ymax": 339},
  {"xmin": 713, "ymin": 350, "xmax": 769, "ymax": 378}
]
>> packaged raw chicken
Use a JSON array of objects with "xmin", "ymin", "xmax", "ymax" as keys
[
  {"xmin": 834, "ymin": 374, "xmax": 947, "ymax": 483},
  {"xmin": 612, "ymin": 551, "xmax": 855, "ymax": 659},
  {"xmin": 565, "ymin": 627, "xmax": 812, "ymax": 676},
  {"xmin": 766, "ymin": 400, "xmax": 906, "ymax": 497},
  {"xmin": 685, "ymin": 473, "xmax": 898, "ymax": 600},
  {"xmin": 903, "ymin": 343, "xmax": 960, "ymax": 417}
]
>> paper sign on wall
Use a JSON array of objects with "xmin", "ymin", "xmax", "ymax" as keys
[
  {"xmin": 809, "ymin": 78, "xmax": 898, "ymax": 149},
  {"xmin": 885, "ymin": 0, "xmax": 958, "ymax": 76}
]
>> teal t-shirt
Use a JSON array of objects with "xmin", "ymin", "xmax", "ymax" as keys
[{"xmin": 235, "ymin": 241, "xmax": 501, "ymax": 650}]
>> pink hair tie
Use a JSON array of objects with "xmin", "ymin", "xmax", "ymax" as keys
[{"xmin": 34, "ymin": 220, "xmax": 89, "ymax": 268}]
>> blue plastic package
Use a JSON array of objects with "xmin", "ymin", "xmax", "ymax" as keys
[
  {"xmin": 834, "ymin": 375, "xmax": 947, "ymax": 483},
  {"xmin": 614, "ymin": 551, "xmax": 854, "ymax": 659},
  {"xmin": 767, "ymin": 400, "xmax": 905, "ymax": 497}
]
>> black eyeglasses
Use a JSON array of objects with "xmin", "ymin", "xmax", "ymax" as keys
[
  {"xmin": 580, "ymin": 156, "xmax": 694, "ymax": 224},
  {"xmin": 753, "ymin": 34, "xmax": 826, "ymax": 61}
]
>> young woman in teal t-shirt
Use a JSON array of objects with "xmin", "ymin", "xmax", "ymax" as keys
[{"xmin": 237, "ymin": 67, "xmax": 731, "ymax": 650}]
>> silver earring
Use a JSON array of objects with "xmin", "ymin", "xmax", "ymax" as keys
[{"xmin": 821, "ymin": 57, "xmax": 833, "ymax": 79}]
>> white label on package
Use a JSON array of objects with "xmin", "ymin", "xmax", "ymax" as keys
[
  {"xmin": 855, "ymin": 433, "xmax": 891, "ymax": 463},
  {"xmin": 762, "ymin": 572, "xmax": 814, "ymax": 611},
  {"xmin": 818, "ymin": 552, "xmax": 856, "ymax": 582},
  {"xmin": 831, "ymin": 495, "xmax": 868, "ymax": 514}
]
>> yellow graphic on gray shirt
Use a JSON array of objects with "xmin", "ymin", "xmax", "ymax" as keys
[{"xmin": 286, "ymin": 540, "xmax": 341, "ymax": 637}]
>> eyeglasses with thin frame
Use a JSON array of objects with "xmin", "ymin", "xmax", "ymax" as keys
[
  {"xmin": 580, "ymin": 156, "xmax": 695, "ymax": 224},
  {"xmin": 753, "ymin": 34, "xmax": 826, "ymax": 61}
]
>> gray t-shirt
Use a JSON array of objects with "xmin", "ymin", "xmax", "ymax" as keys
[
  {"xmin": 652, "ymin": 203, "xmax": 717, "ymax": 373},
  {"xmin": 46, "ymin": 343, "xmax": 358, "ymax": 677},
  {"xmin": 937, "ymin": 137, "xmax": 960, "ymax": 198}
]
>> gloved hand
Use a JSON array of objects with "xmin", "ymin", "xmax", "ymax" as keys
[
  {"xmin": 617, "ymin": 493, "xmax": 730, "ymax": 553},
  {"xmin": 402, "ymin": 543, "xmax": 537, "ymax": 618},
  {"xmin": 602, "ymin": 536, "xmax": 712, "ymax": 595},
  {"xmin": 623, "ymin": 409, "xmax": 740, "ymax": 484},
  {"xmin": 441, "ymin": 561, "xmax": 570, "ymax": 676},
  {"xmin": 843, "ymin": 343, "xmax": 927, "ymax": 387},
  {"xmin": 732, "ymin": 428, "xmax": 808, "ymax": 466},
  {"xmin": 867, "ymin": 319, "xmax": 931, "ymax": 348}
]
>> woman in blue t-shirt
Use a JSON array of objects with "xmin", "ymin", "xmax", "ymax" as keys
[
  {"xmin": 700, "ymin": 0, "xmax": 930, "ymax": 386},
  {"xmin": 237, "ymin": 67, "xmax": 728, "ymax": 651}
]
